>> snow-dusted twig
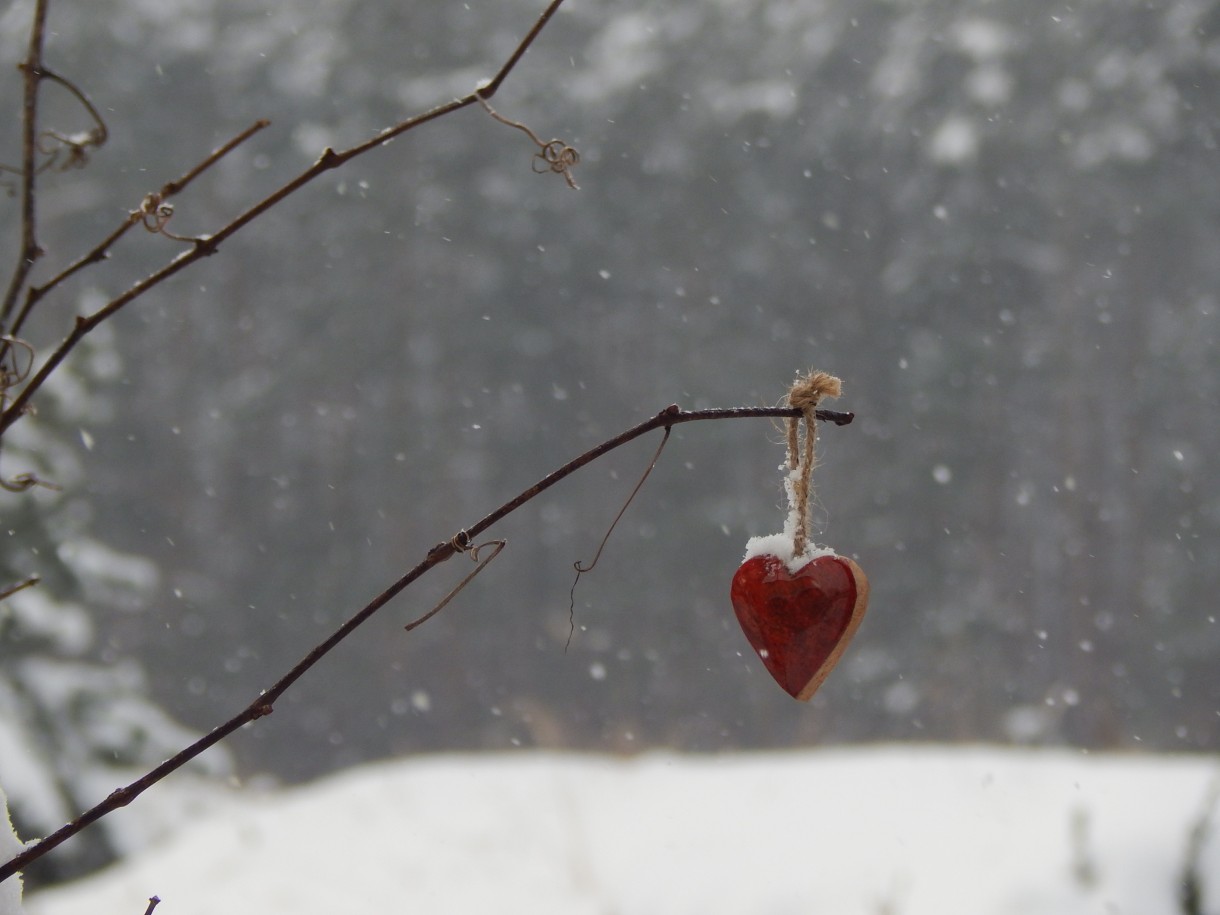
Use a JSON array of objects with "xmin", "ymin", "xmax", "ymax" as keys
[{"xmin": 0, "ymin": 403, "xmax": 852, "ymax": 883}]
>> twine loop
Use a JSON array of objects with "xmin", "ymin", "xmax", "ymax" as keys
[{"xmin": 785, "ymin": 370, "xmax": 842, "ymax": 557}]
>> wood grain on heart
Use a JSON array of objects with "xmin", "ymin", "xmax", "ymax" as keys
[{"xmin": 730, "ymin": 553, "xmax": 870, "ymax": 701}]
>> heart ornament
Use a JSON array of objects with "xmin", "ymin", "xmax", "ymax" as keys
[
  {"xmin": 731, "ymin": 549, "xmax": 869, "ymax": 701},
  {"xmin": 732, "ymin": 369, "xmax": 868, "ymax": 700}
]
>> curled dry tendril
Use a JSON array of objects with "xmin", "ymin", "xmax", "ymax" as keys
[
  {"xmin": 134, "ymin": 192, "xmax": 194, "ymax": 242},
  {"xmin": 36, "ymin": 68, "xmax": 109, "ymax": 171},
  {"xmin": 404, "ymin": 535, "xmax": 507, "ymax": 632},
  {"xmin": 36, "ymin": 128, "xmax": 104, "ymax": 172},
  {"xmin": 532, "ymin": 140, "xmax": 581, "ymax": 185},
  {"xmin": 0, "ymin": 336, "xmax": 62, "ymax": 492},
  {"xmin": 0, "ymin": 335, "xmax": 35, "ymax": 404},
  {"xmin": 477, "ymin": 92, "xmax": 581, "ymax": 189},
  {"xmin": 566, "ymin": 426, "xmax": 672, "ymax": 648},
  {"xmin": 0, "ymin": 68, "xmax": 108, "ymax": 188}
]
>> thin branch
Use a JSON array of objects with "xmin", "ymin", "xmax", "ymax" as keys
[
  {"xmin": 404, "ymin": 538, "xmax": 507, "ymax": 632},
  {"xmin": 5, "ymin": 119, "xmax": 270, "ymax": 343},
  {"xmin": 479, "ymin": 0, "xmax": 567, "ymax": 99},
  {"xmin": 163, "ymin": 121, "xmax": 273, "ymax": 197},
  {"xmin": 0, "ymin": 0, "xmax": 50, "ymax": 328},
  {"xmin": 0, "ymin": 403, "xmax": 853, "ymax": 883},
  {"xmin": 0, "ymin": 0, "xmax": 570, "ymax": 441},
  {"xmin": 0, "ymin": 575, "xmax": 39, "ymax": 602}
]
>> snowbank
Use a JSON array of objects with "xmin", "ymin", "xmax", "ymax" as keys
[{"xmin": 25, "ymin": 746, "xmax": 1220, "ymax": 915}]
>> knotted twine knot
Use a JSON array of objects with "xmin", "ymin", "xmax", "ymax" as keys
[{"xmin": 785, "ymin": 370, "xmax": 842, "ymax": 557}]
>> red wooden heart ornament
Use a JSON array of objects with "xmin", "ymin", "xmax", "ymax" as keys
[{"xmin": 731, "ymin": 553, "xmax": 869, "ymax": 701}]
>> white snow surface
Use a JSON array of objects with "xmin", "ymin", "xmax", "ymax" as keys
[
  {"xmin": 742, "ymin": 464, "xmax": 840, "ymax": 572},
  {"xmin": 24, "ymin": 746, "xmax": 1219, "ymax": 915},
  {"xmin": 742, "ymin": 532, "xmax": 837, "ymax": 571}
]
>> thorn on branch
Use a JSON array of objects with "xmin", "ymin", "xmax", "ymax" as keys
[{"xmin": 476, "ymin": 91, "xmax": 580, "ymax": 189}]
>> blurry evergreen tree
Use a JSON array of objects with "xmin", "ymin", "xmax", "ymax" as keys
[{"xmin": 1, "ymin": 274, "xmax": 229, "ymax": 888}]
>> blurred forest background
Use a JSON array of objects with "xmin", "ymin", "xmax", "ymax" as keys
[{"xmin": 1, "ymin": 0, "xmax": 1217, "ymax": 883}]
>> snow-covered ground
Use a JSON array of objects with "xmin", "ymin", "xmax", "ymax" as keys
[{"xmin": 21, "ymin": 745, "xmax": 1220, "ymax": 915}]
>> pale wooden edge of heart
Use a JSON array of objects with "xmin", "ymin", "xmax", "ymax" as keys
[{"xmin": 794, "ymin": 556, "xmax": 871, "ymax": 702}]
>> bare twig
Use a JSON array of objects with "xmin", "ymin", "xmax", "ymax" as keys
[
  {"xmin": 4, "ymin": 119, "xmax": 270, "ymax": 346},
  {"xmin": 0, "ymin": 575, "xmax": 39, "ymax": 602},
  {"xmin": 0, "ymin": 0, "xmax": 50, "ymax": 329},
  {"xmin": 0, "ymin": 403, "xmax": 853, "ymax": 883},
  {"xmin": 0, "ymin": 0, "xmax": 571, "ymax": 441}
]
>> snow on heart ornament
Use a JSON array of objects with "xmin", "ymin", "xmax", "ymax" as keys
[{"xmin": 731, "ymin": 371, "xmax": 869, "ymax": 701}]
